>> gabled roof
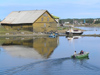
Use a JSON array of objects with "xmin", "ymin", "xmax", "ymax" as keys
[{"xmin": 1, "ymin": 10, "xmax": 47, "ymax": 24}]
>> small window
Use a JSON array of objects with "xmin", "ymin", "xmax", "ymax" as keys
[
  {"xmin": 43, "ymin": 13, "xmax": 48, "ymax": 16},
  {"xmin": 44, "ymin": 23, "xmax": 46, "ymax": 27},
  {"xmin": 47, "ymin": 18, "xmax": 49, "ymax": 21},
  {"xmin": 41, "ymin": 17, "xmax": 43, "ymax": 21}
]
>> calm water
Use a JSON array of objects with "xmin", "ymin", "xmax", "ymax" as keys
[
  {"xmin": 76, "ymin": 27, "xmax": 100, "ymax": 35},
  {"xmin": 0, "ymin": 35, "xmax": 100, "ymax": 75}
]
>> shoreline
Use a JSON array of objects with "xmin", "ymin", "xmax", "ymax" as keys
[
  {"xmin": 0, "ymin": 34, "xmax": 49, "ymax": 37},
  {"xmin": 0, "ymin": 34, "xmax": 100, "ymax": 37},
  {"xmin": 0, "ymin": 25, "xmax": 100, "ymax": 37},
  {"xmin": 75, "ymin": 24, "xmax": 100, "ymax": 27}
]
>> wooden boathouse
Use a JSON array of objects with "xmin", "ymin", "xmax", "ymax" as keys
[{"xmin": 1, "ymin": 10, "xmax": 57, "ymax": 33}]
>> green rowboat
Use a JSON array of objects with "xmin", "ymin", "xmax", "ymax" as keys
[{"xmin": 71, "ymin": 52, "xmax": 89, "ymax": 59}]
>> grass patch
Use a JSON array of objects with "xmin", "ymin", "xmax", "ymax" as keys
[{"xmin": 57, "ymin": 27, "xmax": 69, "ymax": 30}]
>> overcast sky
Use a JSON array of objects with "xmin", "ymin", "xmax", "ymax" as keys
[{"xmin": 0, "ymin": 0, "xmax": 100, "ymax": 20}]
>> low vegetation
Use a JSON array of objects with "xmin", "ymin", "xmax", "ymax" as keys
[
  {"xmin": 59, "ymin": 18, "xmax": 94, "ymax": 24},
  {"xmin": 60, "ymin": 18, "xmax": 100, "ymax": 25}
]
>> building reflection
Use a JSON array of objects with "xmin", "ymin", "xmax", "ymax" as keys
[{"xmin": 1, "ymin": 37, "xmax": 59, "ymax": 59}]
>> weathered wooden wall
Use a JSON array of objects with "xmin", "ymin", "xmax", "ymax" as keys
[
  {"xmin": 33, "ymin": 11, "xmax": 57, "ymax": 33},
  {"xmin": 2, "ymin": 24, "xmax": 33, "ymax": 31}
]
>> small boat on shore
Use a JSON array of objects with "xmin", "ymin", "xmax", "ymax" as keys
[
  {"xmin": 66, "ymin": 29, "xmax": 83, "ymax": 35},
  {"xmin": 49, "ymin": 33, "xmax": 56, "ymax": 38},
  {"xmin": 66, "ymin": 22, "xmax": 83, "ymax": 35},
  {"xmin": 71, "ymin": 52, "xmax": 89, "ymax": 59}
]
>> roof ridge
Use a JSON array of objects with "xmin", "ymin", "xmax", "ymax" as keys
[
  {"xmin": 12, "ymin": 10, "xmax": 47, "ymax": 12},
  {"xmin": 1, "ymin": 10, "xmax": 47, "ymax": 24}
]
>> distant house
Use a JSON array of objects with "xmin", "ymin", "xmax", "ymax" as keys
[
  {"xmin": 1, "ymin": 10, "xmax": 57, "ymax": 33},
  {"xmin": 52, "ymin": 15, "xmax": 59, "ymax": 27},
  {"xmin": 64, "ymin": 22, "xmax": 70, "ymax": 25}
]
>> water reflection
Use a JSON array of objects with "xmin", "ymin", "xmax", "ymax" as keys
[
  {"xmin": 1, "ymin": 37, "xmax": 59, "ymax": 59},
  {"xmin": 1, "ymin": 36, "xmax": 100, "ymax": 75},
  {"xmin": 66, "ymin": 36, "xmax": 81, "ymax": 42},
  {"xmin": 72, "ymin": 57, "xmax": 89, "ymax": 65}
]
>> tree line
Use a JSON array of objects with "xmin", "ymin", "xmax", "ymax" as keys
[{"xmin": 59, "ymin": 18, "xmax": 100, "ymax": 24}]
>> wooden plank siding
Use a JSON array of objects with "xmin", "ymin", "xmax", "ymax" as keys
[
  {"xmin": 33, "ymin": 11, "xmax": 57, "ymax": 33},
  {"xmin": 2, "ymin": 24, "xmax": 33, "ymax": 31}
]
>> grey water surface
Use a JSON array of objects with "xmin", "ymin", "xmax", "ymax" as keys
[
  {"xmin": 0, "ymin": 27, "xmax": 100, "ymax": 75},
  {"xmin": 76, "ymin": 27, "xmax": 100, "ymax": 35}
]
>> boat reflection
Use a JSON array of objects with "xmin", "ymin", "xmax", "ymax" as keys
[
  {"xmin": 72, "ymin": 57, "xmax": 90, "ymax": 68},
  {"xmin": 1, "ymin": 37, "xmax": 59, "ymax": 59},
  {"xmin": 66, "ymin": 36, "xmax": 81, "ymax": 42},
  {"xmin": 72, "ymin": 57, "xmax": 89, "ymax": 64}
]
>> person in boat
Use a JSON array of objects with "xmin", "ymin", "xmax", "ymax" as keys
[
  {"xmin": 53, "ymin": 33, "xmax": 55, "ymax": 36},
  {"xmin": 74, "ymin": 51, "xmax": 77, "ymax": 55},
  {"xmin": 80, "ymin": 50, "xmax": 84, "ymax": 54},
  {"xmin": 72, "ymin": 51, "xmax": 77, "ymax": 58},
  {"xmin": 53, "ymin": 33, "xmax": 55, "ymax": 35}
]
